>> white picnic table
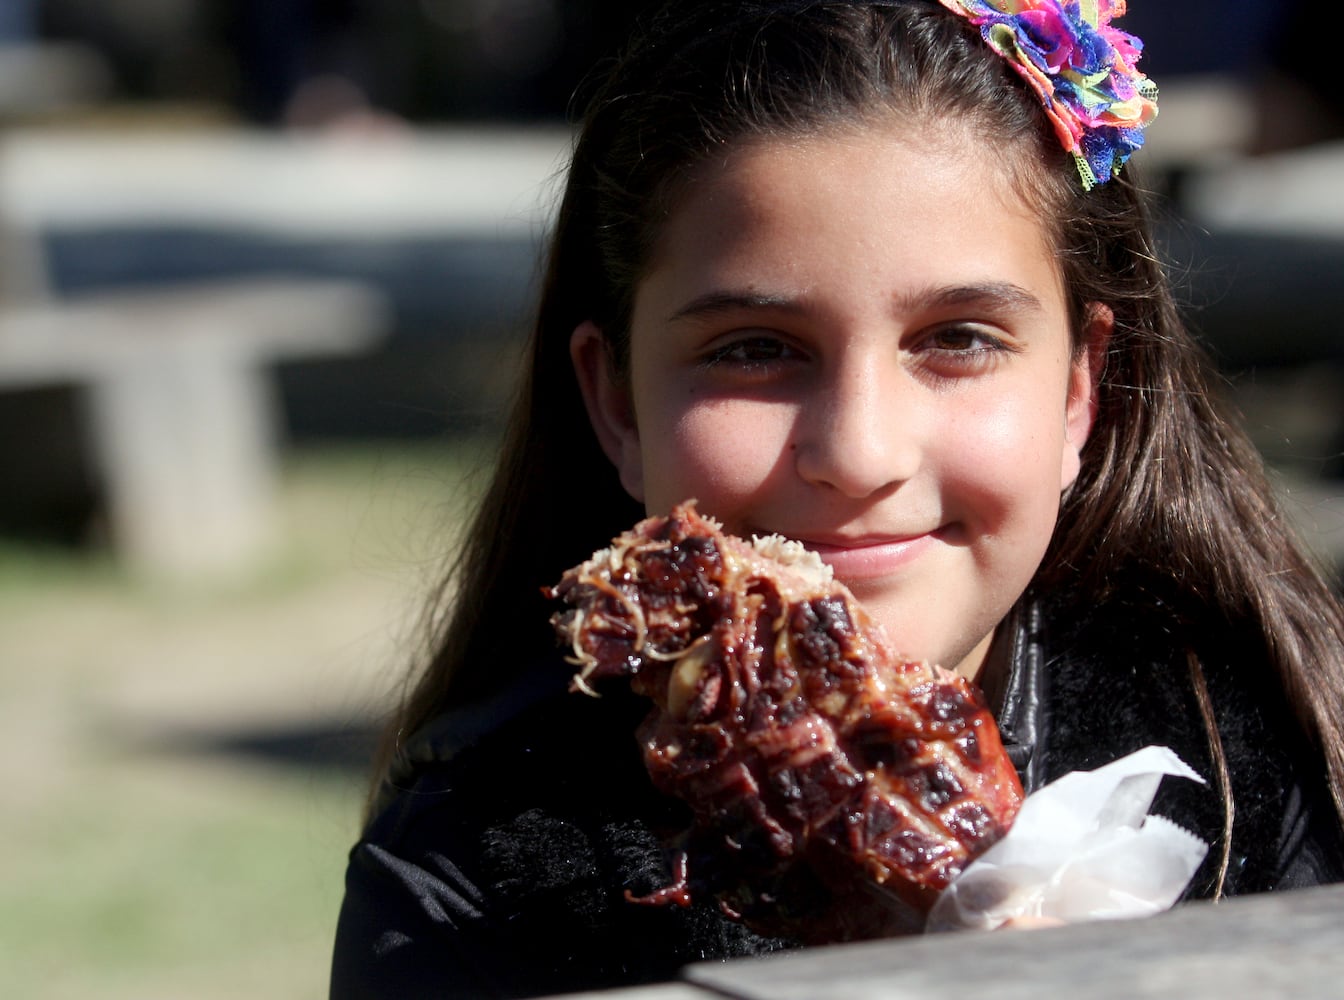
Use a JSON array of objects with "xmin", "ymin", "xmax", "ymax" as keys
[
  {"xmin": 0, "ymin": 278, "xmax": 386, "ymax": 578},
  {"xmin": 0, "ymin": 125, "xmax": 569, "ymax": 579}
]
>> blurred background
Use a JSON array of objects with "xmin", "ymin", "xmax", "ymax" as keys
[{"xmin": 2, "ymin": 2, "xmax": 1342, "ymax": 998}]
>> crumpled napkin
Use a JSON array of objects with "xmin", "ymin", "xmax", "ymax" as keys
[{"xmin": 926, "ymin": 745, "xmax": 1210, "ymax": 932}]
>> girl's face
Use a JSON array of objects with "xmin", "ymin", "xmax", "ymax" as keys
[{"xmin": 573, "ymin": 121, "xmax": 1105, "ymax": 683}]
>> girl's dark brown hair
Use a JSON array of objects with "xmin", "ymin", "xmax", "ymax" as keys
[{"xmin": 368, "ymin": 0, "xmax": 1344, "ymax": 823}]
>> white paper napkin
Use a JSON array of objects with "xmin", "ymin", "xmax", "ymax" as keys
[{"xmin": 926, "ymin": 745, "xmax": 1210, "ymax": 932}]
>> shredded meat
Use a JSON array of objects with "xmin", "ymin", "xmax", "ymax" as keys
[{"xmin": 547, "ymin": 501, "xmax": 1023, "ymax": 940}]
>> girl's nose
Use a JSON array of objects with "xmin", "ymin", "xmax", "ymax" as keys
[{"xmin": 792, "ymin": 358, "xmax": 920, "ymax": 499}]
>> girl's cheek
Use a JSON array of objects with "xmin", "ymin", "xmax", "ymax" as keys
[
  {"xmin": 668, "ymin": 401, "xmax": 791, "ymax": 494},
  {"xmin": 939, "ymin": 398, "xmax": 1068, "ymax": 515}
]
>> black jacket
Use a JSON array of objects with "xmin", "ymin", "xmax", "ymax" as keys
[{"xmin": 330, "ymin": 590, "xmax": 1344, "ymax": 999}]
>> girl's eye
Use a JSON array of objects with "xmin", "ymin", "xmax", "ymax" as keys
[
  {"xmin": 925, "ymin": 325, "xmax": 1006, "ymax": 354},
  {"xmin": 914, "ymin": 324, "xmax": 1017, "ymax": 381},
  {"xmin": 702, "ymin": 335, "xmax": 802, "ymax": 370}
]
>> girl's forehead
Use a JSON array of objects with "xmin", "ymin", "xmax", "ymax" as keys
[
  {"xmin": 663, "ymin": 116, "xmax": 1051, "ymax": 234},
  {"xmin": 644, "ymin": 119, "xmax": 1062, "ymax": 301}
]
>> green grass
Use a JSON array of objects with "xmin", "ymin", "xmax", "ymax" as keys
[
  {"xmin": 4, "ymin": 760, "xmax": 361, "ymax": 999},
  {"xmin": 0, "ymin": 438, "xmax": 493, "ymax": 1000}
]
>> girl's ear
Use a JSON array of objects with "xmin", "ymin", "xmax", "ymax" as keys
[
  {"xmin": 1060, "ymin": 303, "xmax": 1113, "ymax": 491},
  {"xmin": 570, "ymin": 321, "xmax": 646, "ymax": 502}
]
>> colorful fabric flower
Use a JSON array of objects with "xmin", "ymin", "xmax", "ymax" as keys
[{"xmin": 938, "ymin": 0, "xmax": 1158, "ymax": 189}]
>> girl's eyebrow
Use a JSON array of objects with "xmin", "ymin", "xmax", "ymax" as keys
[
  {"xmin": 667, "ymin": 291, "xmax": 805, "ymax": 324},
  {"xmin": 897, "ymin": 282, "xmax": 1047, "ymax": 317}
]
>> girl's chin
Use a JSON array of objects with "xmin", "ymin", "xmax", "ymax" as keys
[{"xmin": 836, "ymin": 586, "xmax": 1000, "ymax": 673}]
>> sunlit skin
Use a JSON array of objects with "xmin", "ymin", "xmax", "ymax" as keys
[{"xmin": 573, "ymin": 119, "xmax": 1107, "ymax": 685}]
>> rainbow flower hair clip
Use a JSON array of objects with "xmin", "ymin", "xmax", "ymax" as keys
[{"xmin": 938, "ymin": 0, "xmax": 1158, "ymax": 189}]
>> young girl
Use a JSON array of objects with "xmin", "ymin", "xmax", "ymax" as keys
[{"xmin": 331, "ymin": 2, "xmax": 1344, "ymax": 996}]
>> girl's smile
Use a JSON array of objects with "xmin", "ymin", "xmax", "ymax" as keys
[
  {"xmin": 573, "ymin": 120, "xmax": 1107, "ymax": 684},
  {"xmin": 790, "ymin": 530, "xmax": 947, "ymax": 581}
]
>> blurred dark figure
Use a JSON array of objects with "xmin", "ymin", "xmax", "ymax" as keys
[
  {"xmin": 1123, "ymin": 1, "xmax": 1282, "ymax": 78},
  {"xmin": 0, "ymin": 0, "xmax": 37, "ymax": 41},
  {"xmin": 36, "ymin": 0, "xmax": 663, "ymax": 125},
  {"xmin": 228, "ymin": 0, "xmax": 661, "ymax": 125},
  {"xmin": 230, "ymin": 0, "xmax": 379, "ymax": 124},
  {"xmin": 1125, "ymin": 0, "xmax": 1341, "ymax": 152},
  {"xmin": 38, "ymin": 0, "xmax": 236, "ymax": 108},
  {"xmin": 1258, "ymin": 1, "xmax": 1343, "ymax": 151},
  {"xmin": 375, "ymin": 0, "xmax": 660, "ymax": 121}
]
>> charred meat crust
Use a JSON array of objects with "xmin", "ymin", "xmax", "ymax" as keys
[{"xmin": 547, "ymin": 501, "xmax": 1022, "ymax": 939}]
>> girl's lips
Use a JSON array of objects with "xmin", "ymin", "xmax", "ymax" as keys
[{"xmin": 798, "ymin": 532, "xmax": 940, "ymax": 580}]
